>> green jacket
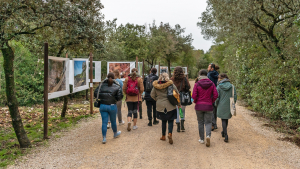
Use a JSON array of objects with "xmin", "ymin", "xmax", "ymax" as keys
[{"xmin": 216, "ymin": 80, "xmax": 237, "ymax": 119}]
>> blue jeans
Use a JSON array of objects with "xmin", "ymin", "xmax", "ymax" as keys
[{"xmin": 100, "ymin": 104, "xmax": 117, "ymax": 137}]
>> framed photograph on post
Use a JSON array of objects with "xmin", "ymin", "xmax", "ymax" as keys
[
  {"xmin": 48, "ymin": 56, "xmax": 70, "ymax": 100},
  {"xmin": 73, "ymin": 58, "xmax": 89, "ymax": 93},
  {"xmin": 107, "ymin": 62, "xmax": 135, "ymax": 81},
  {"xmin": 89, "ymin": 61, "xmax": 101, "ymax": 82},
  {"xmin": 182, "ymin": 67, "xmax": 188, "ymax": 75}
]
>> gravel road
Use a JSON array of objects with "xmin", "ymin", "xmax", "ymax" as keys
[{"xmin": 8, "ymin": 81, "xmax": 300, "ymax": 169}]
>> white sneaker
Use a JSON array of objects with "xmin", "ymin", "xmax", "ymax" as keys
[
  {"xmin": 107, "ymin": 123, "xmax": 111, "ymax": 129},
  {"xmin": 119, "ymin": 121, "xmax": 125, "ymax": 125},
  {"xmin": 133, "ymin": 126, "xmax": 138, "ymax": 130},
  {"xmin": 199, "ymin": 139, "xmax": 204, "ymax": 144}
]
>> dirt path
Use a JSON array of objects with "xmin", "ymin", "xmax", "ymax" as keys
[{"xmin": 9, "ymin": 81, "xmax": 300, "ymax": 169}]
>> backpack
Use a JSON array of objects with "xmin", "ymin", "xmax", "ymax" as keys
[
  {"xmin": 167, "ymin": 84, "xmax": 180, "ymax": 106},
  {"xmin": 126, "ymin": 76, "xmax": 139, "ymax": 96},
  {"xmin": 145, "ymin": 75, "xmax": 155, "ymax": 92}
]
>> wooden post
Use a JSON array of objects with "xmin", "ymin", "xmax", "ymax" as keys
[
  {"xmin": 89, "ymin": 52, "xmax": 93, "ymax": 114},
  {"xmin": 158, "ymin": 62, "xmax": 160, "ymax": 76},
  {"xmin": 142, "ymin": 59, "xmax": 145, "ymax": 79},
  {"xmin": 43, "ymin": 43, "xmax": 49, "ymax": 139}
]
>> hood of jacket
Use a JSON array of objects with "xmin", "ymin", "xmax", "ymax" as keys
[
  {"xmin": 153, "ymin": 80, "xmax": 173, "ymax": 90},
  {"xmin": 197, "ymin": 78, "xmax": 214, "ymax": 89},
  {"xmin": 218, "ymin": 81, "xmax": 232, "ymax": 91},
  {"xmin": 217, "ymin": 78, "xmax": 230, "ymax": 85},
  {"xmin": 197, "ymin": 76, "xmax": 208, "ymax": 81}
]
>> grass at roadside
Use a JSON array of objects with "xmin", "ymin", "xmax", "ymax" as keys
[{"xmin": 0, "ymin": 100, "xmax": 98, "ymax": 168}]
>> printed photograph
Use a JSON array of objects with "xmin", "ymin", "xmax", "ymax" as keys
[
  {"xmin": 48, "ymin": 58, "xmax": 67, "ymax": 93},
  {"xmin": 74, "ymin": 60, "xmax": 87, "ymax": 88},
  {"xmin": 109, "ymin": 63, "xmax": 131, "ymax": 78}
]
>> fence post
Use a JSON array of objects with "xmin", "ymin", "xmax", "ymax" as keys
[
  {"xmin": 43, "ymin": 42, "xmax": 49, "ymax": 139},
  {"xmin": 89, "ymin": 52, "xmax": 93, "ymax": 114}
]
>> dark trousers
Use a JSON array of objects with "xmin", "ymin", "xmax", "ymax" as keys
[
  {"xmin": 146, "ymin": 100, "xmax": 157, "ymax": 120},
  {"xmin": 139, "ymin": 101, "xmax": 142, "ymax": 118},
  {"xmin": 212, "ymin": 105, "xmax": 217, "ymax": 127},
  {"xmin": 222, "ymin": 119, "xmax": 229, "ymax": 135},
  {"xmin": 162, "ymin": 120, "xmax": 174, "ymax": 136},
  {"xmin": 127, "ymin": 102, "xmax": 138, "ymax": 119}
]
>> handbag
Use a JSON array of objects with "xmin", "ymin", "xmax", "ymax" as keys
[
  {"xmin": 94, "ymin": 82, "xmax": 103, "ymax": 108},
  {"xmin": 167, "ymin": 84, "xmax": 180, "ymax": 106},
  {"xmin": 230, "ymin": 85, "xmax": 236, "ymax": 116},
  {"xmin": 179, "ymin": 78, "xmax": 192, "ymax": 106}
]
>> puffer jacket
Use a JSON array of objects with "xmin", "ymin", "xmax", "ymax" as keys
[
  {"xmin": 150, "ymin": 80, "xmax": 181, "ymax": 112},
  {"xmin": 192, "ymin": 76, "xmax": 218, "ymax": 111},
  {"xmin": 94, "ymin": 79, "xmax": 123, "ymax": 105},
  {"xmin": 143, "ymin": 73, "xmax": 159, "ymax": 101},
  {"xmin": 207, "ymin": 70, "xmax": 219, "ymax": 86}
]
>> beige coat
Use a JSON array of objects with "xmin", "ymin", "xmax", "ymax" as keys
[
  {"xmin": 150, "ymin": 80, "xmax": 181, "ymax": 112},
  {"xmin": 123, "ymin": 75, "xmax": 144, "ymax": 102}
]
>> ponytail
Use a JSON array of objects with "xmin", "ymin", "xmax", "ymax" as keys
[{"xmin": 107, "ymin": 72, "xmax": 115, "ymax": 86}]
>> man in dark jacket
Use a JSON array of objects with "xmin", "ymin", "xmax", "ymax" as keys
[
  {"xmin": 207, "ymin": 63, "xmax": 219, "ymax": 130},
  {"xmin": 143, "ymin": 68, "xmax": 159, "ymax": 126}
]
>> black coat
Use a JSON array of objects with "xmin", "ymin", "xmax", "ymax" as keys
[
  {"xmin": 143, "ymin": 73, "xmax": 159, "ymax": 101},
  {"xmin": 94, "ymin": 80, "xmax": 123, "ymax": 105},
  {"xmin": 207, "ymin": 70, "xmax": 219, "ymax": 86}
]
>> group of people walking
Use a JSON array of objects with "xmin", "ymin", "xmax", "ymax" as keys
[{"xmin": 95, "ymin": 64, "xmax": 237, "ymax": 146}]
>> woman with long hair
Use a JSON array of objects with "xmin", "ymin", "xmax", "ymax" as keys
[
  {"xmin": 96, "ymin": 73, "xmax": 123, "ymax": 144},
  {"xmin": 122, "ymin": 68, "xmax": 144, "ymax": 131},
  {"xmin": 151, "ymin": 73, "xmax": 181, "ymax": 144},
  {"xmin": 216, "ymin": 73, "xmax": 237, "ymax": 142},
  {"xmin": 170, "ymin": 66, "xmax": 191, "ymax": 132},
  {"xmin": 192, "ymin": 69, "xmax": 218, "ymax": 147}
]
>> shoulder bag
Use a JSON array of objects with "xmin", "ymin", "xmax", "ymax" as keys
[
  {"xmin": 230, "ymin": 85, "xmax": 236, "ymax": 116},
  {"xmin": 94, "ymin": 82, "xmax": 103, "ymax": 108}
]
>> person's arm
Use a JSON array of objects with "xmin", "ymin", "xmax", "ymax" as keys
[
  {"xmin": 212, "ymin": 85, "xmax": 218, "ymax": 103},
  {"xmin": 116, "ymin": 85, "xmax": 123, "ymax": 101},
  {"xmin": 122, "ymin": 78, "xmax": 128, "ymax": 94},
  {"xmin": 215, "ymin": 86, "xmax": 220, "ymax": 106},
  {"xmin": 139, "ymin": 78, "xmax": 144, "ymax": 94},
  {"xmin": 150, "ymin": 87, "xmax": 157, "ymax": 101},
  {"xmin": 234, "ymin": 86, "xmax": 237, "ymax": 103},
  {"xmin": 192, "ymin": 83, "xmax": 198, "ymax": 103}
]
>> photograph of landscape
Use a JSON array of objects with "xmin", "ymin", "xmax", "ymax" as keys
[
  {"xmin": 74, "ymin": 60, "xmax": 87, "ymax": 88},
  {"xmin": 48, "ymin": 58, "xmax": 67, "ymax": 93}
]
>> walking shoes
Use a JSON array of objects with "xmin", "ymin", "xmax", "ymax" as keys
[
  {"xmin": 206, "ymin": 136, "xmax": 210, "ymax": 147},
  {"xmin": 168, "ymin": 133, "xmax": 173, "ymax": 144},
  {"xmin": 127, "ymin": 123, "xmax": 131, "ymax": 131},
  {"xmin": 160, "ymin": 135, "xmax": 166, "ymax": 141}
]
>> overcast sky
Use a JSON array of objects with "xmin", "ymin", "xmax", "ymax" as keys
[{"xmin": 101, "ymin": 0, "xmax": 213, "ymax": 52}]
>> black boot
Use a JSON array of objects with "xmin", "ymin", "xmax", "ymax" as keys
[
  {"xmin": 221, "ymin": 131, "xmax": 225, "ymax": 137},
  {"xmin": 181, "ymin": 120, "xmax": 185, "ymax": 132},
  {"xmin": 177, "ymin": 123, "xmax": 180, "ymax": 132},
  {"xmin": 224, "ymin": 134, "xmax": 228, "ymax": 142},
  {"xmin": 148, "ymin": 120, "xmax": 152, "ymax": 126},
  {"xmin": 153, "ymin": 119, "xmax": 159, "ymax": 125}
]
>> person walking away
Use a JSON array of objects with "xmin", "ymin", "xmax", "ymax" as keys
[
  {"xmin": 123, "ymin": 68, "xmax": 144, "ymax": 131},
  {"xmin": 170, "ymin": 66, "xmax": 191, "ymax": 132},
  {"xmin": 144, "ymin": 68, "xmax": 159, "ymax": 126},
  {"xmin": 192, "ymin": 70, "xmax": 218, "ymax": 147},
  {"xmin": 95, "ymin": 73, "xmax": 123, "ymax": 144},
  {"xmin": 151, "ymin": 73, "xmax": 181, "ymax": 144},
  {"xmin": 216, "ymin": 73, "xmax": 237, "ymax": 142},
  {"xmin": 207, "ymin": 63, "xmax": 219, "ymax": 131}
]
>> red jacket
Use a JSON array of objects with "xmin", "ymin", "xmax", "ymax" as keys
[{"xmin": 192, "ymin": 79, "xmax": 218, "ymax": 111}]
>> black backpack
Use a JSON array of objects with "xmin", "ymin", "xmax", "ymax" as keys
[{"xmin": 145, "ymin": 75, "xmax": 155, "ymax": 92}]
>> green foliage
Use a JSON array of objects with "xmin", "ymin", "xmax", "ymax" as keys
[
  {"xmin": 0, "ymin": 41, "xmax": 44, "ymax": 106},
  {"xmin": 199, "ymin": 1, "xmax": 300, "ymax": 127}
]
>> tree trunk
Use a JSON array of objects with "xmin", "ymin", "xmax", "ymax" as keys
[
  {"xmin": 167, "ymin": 60, "xmax": 171, "ymax": 77},
  {"xmin": 1, "ymin": 42, "xmax": 31, "ymax": 148},
  {"xmin": 61, "ymin": 95, "xmax": 68, "ymax": 118}
]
